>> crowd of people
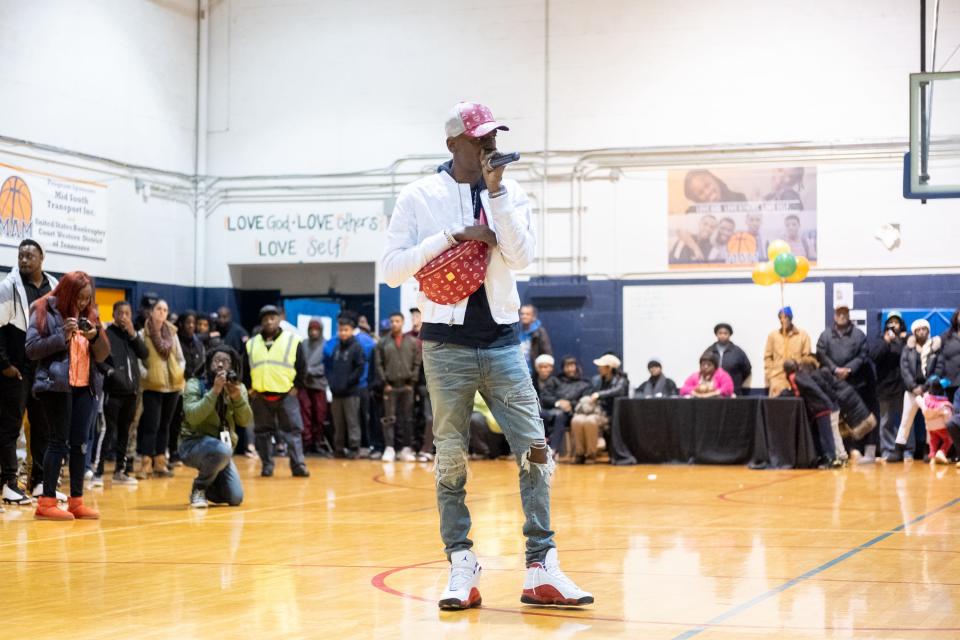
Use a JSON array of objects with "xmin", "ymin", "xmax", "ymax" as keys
[
  {"xmin": 0, "ymin": 237, "xmax": 589, "ymax": 519},
  {"xmin": 0, "ymin": 240, "xmax": 263, "ymax": 518},
  {"xmin": 760, "ymin": 304, "xmax": 960, "ymax": 469},
  {"xmin": 3, "ymin": 237, "xmax": 959, "ymax": 520},
  {"xmin": 544, "ymin": 303, "xmax": 960, "ymax": 471}
]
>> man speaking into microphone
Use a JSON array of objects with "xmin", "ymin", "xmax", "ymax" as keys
[{"xmin": 381, "ymin": 102, "xmax": 593, "ymax": 610}]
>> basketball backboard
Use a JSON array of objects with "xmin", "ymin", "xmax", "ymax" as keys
[{"xmin": 906, "ymin": 71, "xmax": 960, "ymax": 199}]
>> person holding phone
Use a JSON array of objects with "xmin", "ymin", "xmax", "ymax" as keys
[
  {"xmin": 871, "ymin": 312, "xmax": 908, "ymax": 459},
  {"xmin": 95, "ymin": 300, "xmax": 148, "ymax": 485},
  {"xmin": 26, "ymin": 271, "xmax": 110, "ymax": 520},
  {"xmin": 137, "ymin": 299, "xmax": 186, "ymax": 479},
  {"xmin": 178, "ymin": 345, "xmax": 251, "ymax": 508}
]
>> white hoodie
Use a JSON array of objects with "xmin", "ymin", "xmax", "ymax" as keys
[{"xmin": 0, "ymin": 268, "xmax": 59, "ymax": 332}]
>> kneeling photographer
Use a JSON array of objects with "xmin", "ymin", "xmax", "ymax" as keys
[{"xmin": 178, "ymin": 345, "xmax": 252, "ymax": 508}]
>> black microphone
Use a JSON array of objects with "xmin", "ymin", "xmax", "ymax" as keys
[{"xmin": 488, "ymin": 152, "xmax": 520, "ymax": 168}]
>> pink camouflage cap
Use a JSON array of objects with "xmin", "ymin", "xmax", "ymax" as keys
[{"xmin": 444, "ymin": 102, "xmax": 510, "ymax": 138}]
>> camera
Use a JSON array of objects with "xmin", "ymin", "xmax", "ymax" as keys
[
  {"xmin": 226, "ymin": 371, "xmax": 240, "ymax": 384},
  {"xmin": 78, "ymin": 317, "xmax": 92, "ymax": 332}
]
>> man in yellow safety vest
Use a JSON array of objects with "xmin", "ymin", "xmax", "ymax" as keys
[{"xmin": 246, "ymin": 305, "xmax": 310, "ymax": 477}]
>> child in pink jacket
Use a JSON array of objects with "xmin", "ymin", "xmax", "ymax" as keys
[{"xmin": 916, "ymin": 376, "xmax": 954, "ymax": 464}]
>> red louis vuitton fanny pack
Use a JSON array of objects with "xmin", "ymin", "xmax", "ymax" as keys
[
  {"xmin": 415, "ymin": 204, "xmax": 492, "ymax": 305},
  {"xmin": 415, "ymin": 240, "xmax": 489, "ymax": 305}
]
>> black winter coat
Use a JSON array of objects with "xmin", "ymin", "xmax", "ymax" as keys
[
  {"xmin": 635, "ymin": 375, "xmax": 679, "ymax": 398},
  {"xmin": 810, "ymin": 368, "xmax": 840, "ymax": 406},
  {"xmin": 901, "ymin": 335, "xmax": 941, "ymax": 390},
  {"xmin": 99, "ymin": 324, "xmax": 149, "ymax": 396},
  {"xmin": 179, "ymin": 334, "xmax": 206, "ymax": 380},
  {"xmin": 816, "ymin": 325, "xmax": 873, "ymax": 390},
  {"xmin": 810, "ymin": 368, "xmax": 868, "ymax": 425},
  {"xmin": 934, "ymin": 331, "xmax": 960, "ymax": 383},
  {"xmin": 219, "ymin": 321, "xmax": 249, "ymax": 355},
  {"xmin": 535, "ymin": 375, "xmax": 562, "ymax": 411},
  {"xmin": 832, "ymin": 376, "xmax": 871, "ymax": 426},
  {"xmin": 591, "ymin": 372, "xmax": 629, "ymax": 417},
  {"xmin": 705, "ymin": 341, "xmax": 752, "ymax": 395},
  {"xmin": 870, "ymin": 334, "xmax": 906, "ymax": 399},
  {"xmin": 328, "ymin": 337, "xmax": 365, "ymax": 398},
  {"xmin": 792, "ymin": 370, "xmax": 837, "ymax": 416},
  {"xmin": 555, "ymin": 373, "xmax": 592, "ymax": 406},
  {"xmin": 817, "ymin": 369, "xmax": 870, "ymax": 428}
]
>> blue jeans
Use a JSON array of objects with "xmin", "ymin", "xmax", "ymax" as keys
[
  {"xmin": 422, "ymin": 341, "xmax": 555, "ymax": 565},
  {"xmin": 178, "ymin": 436, "xmax": 243, "ymax": 506}
]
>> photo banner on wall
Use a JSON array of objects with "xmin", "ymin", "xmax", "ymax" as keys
[
  {"xmin": 667, "ymin": 166, "xmax": 817, "ymax": 269},
  {"xmin": 0, "ymin": 163, "xmax": 108, "ymax": 259}
]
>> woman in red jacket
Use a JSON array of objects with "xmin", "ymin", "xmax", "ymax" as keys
[{"xmin": 26, "ymin": 271, "xmax": 110, "ymax": 520}]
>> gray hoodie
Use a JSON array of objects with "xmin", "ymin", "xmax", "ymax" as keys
[{"xmin": 302, "ymin": 336, "xmax": 327, "ymax": 391}]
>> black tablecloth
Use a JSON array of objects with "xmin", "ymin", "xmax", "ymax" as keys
[{"xmin": 609, "ymin": 398, "xmax": 818, "ymax": 469}]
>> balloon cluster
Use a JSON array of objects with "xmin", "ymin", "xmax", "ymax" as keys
[{"xmin": 751, "ymin": 240, "xmax": 810, "ymax": 286}]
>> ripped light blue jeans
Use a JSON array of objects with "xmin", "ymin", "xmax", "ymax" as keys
[{"xmin": 422, "ymin": 341, "xmax": 555, "ymax": 565}]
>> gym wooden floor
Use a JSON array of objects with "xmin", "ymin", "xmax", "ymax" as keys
[{"xmin": 1, "ymin": 456, "xmax": 958, "ymax": 639}]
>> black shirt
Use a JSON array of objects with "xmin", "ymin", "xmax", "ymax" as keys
[
  {"xmin": 24, "ymin": 275, "xmax": 51, "ymax": 307},
  {"xmin": 420, "ymin": 162, "xmax": 520, "ymax": 349},
  {"xmin": 0, "ymin": 273, "xmax": 51, "ymax": 372}
]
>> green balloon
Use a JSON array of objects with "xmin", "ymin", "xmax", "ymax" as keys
[{"xmin": 773, "ymin": 252, "xmax": 798, "ymax": 278}]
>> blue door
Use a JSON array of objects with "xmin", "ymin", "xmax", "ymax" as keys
[{"xmin": 283, "ymin": 298, "xmax": 342, "ymax": 342}]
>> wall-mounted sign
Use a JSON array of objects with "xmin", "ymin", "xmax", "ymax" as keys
[
  {"xmin": 0, "ymin": 163, "xmax": 108, "ymax": 259},
  {"xmin": 217, "ymin": 206, "xmax": 386, "ymax": 264}
]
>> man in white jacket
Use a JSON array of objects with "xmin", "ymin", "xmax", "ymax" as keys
[
  {"xmin": 381, "ymin": 102, "xmax": 593, "ymax": 610},
  {"xmin": 0, "ymin": 239, "xmax": 59, "ymax": 505}
]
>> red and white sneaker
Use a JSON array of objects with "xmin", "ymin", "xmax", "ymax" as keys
[
  {"xmin": 438, "ymin": 550, "xmax": 482, "ymax": 610},
  {"xmin": 522, "ymin": 548, "xmax": 594, "ymax": 606}
]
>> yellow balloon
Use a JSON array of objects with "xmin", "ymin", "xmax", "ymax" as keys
[
  {"xmin": 752, "ymin": 261, "xmax": 779, "ymax": 286},
  {"xmin": 786, "ymin": 255, "xmax": 810, "ymax": 283},
  {"xmin": 767, "ymin": 239, "xmax": 791, "ymax": 262}
]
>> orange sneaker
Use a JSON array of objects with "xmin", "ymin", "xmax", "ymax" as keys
[
  {"xmin": 67, "ymin": 497, "xmax": 100, "ymax": 520},
  {"xmin": 35, "ymin": 496, "xmax": 74, "ymax": 521}
]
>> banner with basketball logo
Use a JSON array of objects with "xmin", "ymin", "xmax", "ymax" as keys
[
  {"xmin": 0, "ymin": 163, "xmax": 108, "ymax": 259},
  {"xmin": 667, "ymin": 166, "xmax": 817, "ymax": 269}
]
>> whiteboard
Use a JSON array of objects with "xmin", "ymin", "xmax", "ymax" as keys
[{"xmin": 622, "ymin": 282, "xmax": 826, "ymax": 391}]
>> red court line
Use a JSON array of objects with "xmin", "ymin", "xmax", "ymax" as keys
[
  {"xmin": 7, "ymin": 556, "xmax": 960, "ymax": 590},
  {"xmin": 372, "ymin": 472, "xmax": 436, "ymax": 492},
  {"xmin": 713, "ymin": 469, "xmax": 894, "ymax": 511},
  {"xmin": 716, "ymin": 470, "xmax": 819, "ymax": 502},
  {"xmin": 716, "ymin": 468, "xmax": 953, "ymax": 513},
  {"xmin": 0, "ymin": 559, "xmax": 411, "ymax": 569},
  {"xmin": 369, "ymin": 558, "xmax": 960, "ymax": 632}
]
